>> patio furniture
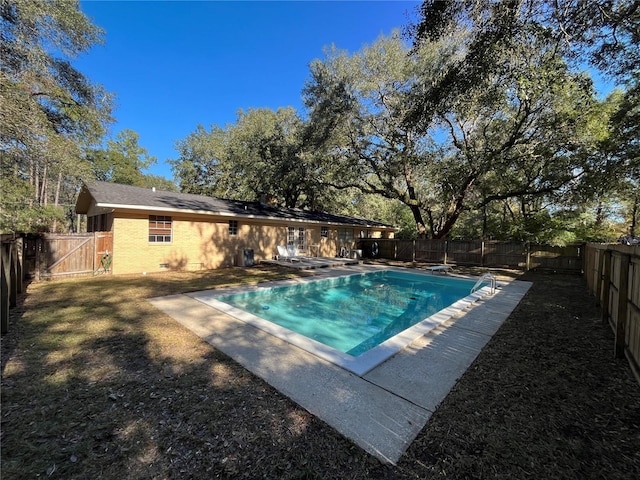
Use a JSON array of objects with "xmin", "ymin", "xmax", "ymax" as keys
[{"xmin": 277, "ymin": 245, "xmax": 303, "ymax": 262}]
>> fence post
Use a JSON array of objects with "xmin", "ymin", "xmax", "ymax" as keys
[
  {"xmin": 16, "ymin": 237, "xmax": 23, "ymax": 294},
  {"xmin": 614, "ymin": 253, "xmax": 630, "ymax": 358},
  {"xmin": 1, "ymin": 242, "xmax": 10, "ymax": 334},
  {"xmin": 444, "ymin": 240, "xmax": 448, "ymax": 265},
  {"xmin": 412, "ymin": 240, "xmax": 416, "ymax": 264},
  {"xmin": 93, "ymin": 231, "xmax": 97, "ymax": 272},
  {"xmin": 8, "ymin": 242, "xmax": 17, "ymax": 308},
  {"xmin": 595, "ymin": 248, "xmax": 605, "ymax": 307},
  {"xmin": 601, "ymin": 250, "xmax": 612, "ymax": 324},
  {"xmin": 35, "ymin": 237, "xmax": 41, "ymax": 281},
  {"xmin": 480, "ymin": 241, "xmax": 485, "ymax": 267},
  {"xmin": 525, "ymin": 242, "xmax": 531, "ymax": 271}
]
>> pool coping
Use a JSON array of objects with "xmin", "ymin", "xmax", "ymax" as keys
[
  {"xmin": 148, "ymin": 265, "xmax": 532, "ymax": 464},
  {"xmin": 187, "ymin": 266, "xmax": 493, "ymax": 376}
]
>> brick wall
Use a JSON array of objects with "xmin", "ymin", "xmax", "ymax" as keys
[{"xmin": 109, "ymin": 211, "xmax": 390, "ymax": 275}]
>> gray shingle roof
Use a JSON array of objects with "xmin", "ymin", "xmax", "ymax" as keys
[{"xmin": 76, "ymin": 181, "xmax": 395, "ymax": 229}]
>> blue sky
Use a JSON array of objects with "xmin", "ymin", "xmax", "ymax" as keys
[{"xmin": 76, "ymin": 1, "xmax": 421, "ymax": 181}]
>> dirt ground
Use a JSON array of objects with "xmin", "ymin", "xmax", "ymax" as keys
[
  {"xmin": 394, "ymin": 271, "xmax": 640, "ymax": 479},
  {"xmin": 1, "ymin": 268, "xmax": 639, "ymax": 479}
]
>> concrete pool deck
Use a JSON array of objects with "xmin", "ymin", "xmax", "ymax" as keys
[{"xmin": 149, "ymin": 265, "xmax": 531, "ymax": 464}]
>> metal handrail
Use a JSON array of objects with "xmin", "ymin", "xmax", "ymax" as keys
[{"xmin": 471, "ymin": 273, "xmax": 496, "ymax": 294}]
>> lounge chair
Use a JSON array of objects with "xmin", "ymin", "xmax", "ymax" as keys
[{"xmin": 277, "ymin": 245, "xmax": 303, "ymax": 262}]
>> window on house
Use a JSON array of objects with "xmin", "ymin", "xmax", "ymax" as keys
[
  {"xmin": 87, "ymin": 213, "xmax": 112, "ymax": 233},
  {"xmin": 288, "ymin": 226, "xmax": 306, "ymax": 251},
  {"xmin": 149, "ymin": 215, "xmax": 172, "ymax": 243},
  {"xmin": 338, "ymin": 228, "xmax": 354, "ymax": 243},
  {"xmin": 228, "ymin": 220, "xmax": 238, "ymax": 236},
  {"xmin": 321, "ymin": 226, "xmax": 328, "ymax": 238}
]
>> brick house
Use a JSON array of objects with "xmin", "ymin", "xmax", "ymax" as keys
[{"xmin": 75, "ymin": 181, "xmax": 395, "ymax": 275}]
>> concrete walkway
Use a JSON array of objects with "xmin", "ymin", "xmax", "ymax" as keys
[{"xmin": 149, "ymin": 270, "xmax": 531, "ymax": 464}]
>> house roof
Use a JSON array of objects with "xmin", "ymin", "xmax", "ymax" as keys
[{"xmin": 75, "ymin": 181, "xmax": 396, "ymax": 229}]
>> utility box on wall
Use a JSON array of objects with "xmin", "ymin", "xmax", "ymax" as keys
[{"xmin": 237, "ymin": 249, "xmax": 254, "ymax": 267}]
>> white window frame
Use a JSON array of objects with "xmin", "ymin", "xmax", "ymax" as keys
[
  {"xmin": 288, "ymin": 226, "xmax": 306, "ymax": 252},
  {"xmin": 338, "ymin": 228, "xmax": 354, "ymax": 243},
  {"xmin": 149, "ymin": 215, "xmax": 172, "ymax": 243}
]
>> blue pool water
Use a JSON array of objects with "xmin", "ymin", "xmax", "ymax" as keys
[{"xmin": 217, "ymin": 270, "xmax": 477, "ymax": 357}]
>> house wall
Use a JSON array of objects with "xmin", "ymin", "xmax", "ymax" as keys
[{"xmin": 108, "ymin": 211, "xmax": 393, "ymax": 275}]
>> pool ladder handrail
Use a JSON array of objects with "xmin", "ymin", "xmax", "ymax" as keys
[{"xmin": 471, "ymin": 273, "xmax": 497, "ymax": 295}]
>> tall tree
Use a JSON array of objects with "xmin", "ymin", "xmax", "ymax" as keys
[
  {"xmin": 303, "ymin": 31, "xmax": 599, "ymax": 239},
  {"xmin": 89, "ymin": 129, "xmax": 158, "ymax": 186},
  {"xmin": 304, "ymin": 35, "xmax": 435, "ymax": 236},
  {"xmin": 226, "ymin": 107, "xmax": 309, "ymax": 208},
  {"xmin": 0, "ymin": 0, "xmax": 113, "ymax": 233},
  {"xmin": 171, "ymin": 124, "xmax": 228, "ymax": 196},
  {"xmin": 172, "ymin": 107, "xmax": 325, "ymax": 209},
  {"xmin": 433, "ymin": 51, "xmax": 599, "ymax": 238},
  {"xmin": 601, "ymin": 78, "xmax": 640, "ymax": 237},
  {"xmin": 410, "ymin": 0, "xmax": 639, "ymax": 87}
]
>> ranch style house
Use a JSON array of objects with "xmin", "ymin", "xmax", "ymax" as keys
[{"xmin": 75, "ymin": 181, "xmax": 395, "ymax": 275}]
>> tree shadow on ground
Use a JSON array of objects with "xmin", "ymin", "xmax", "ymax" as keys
[
  {"xmin": 0, "ymin": 269, "xmax": 390, "ymax": 479},
  {"xmin": 2, "ymin": 269, "xmax": 639, "ymax": 479}
]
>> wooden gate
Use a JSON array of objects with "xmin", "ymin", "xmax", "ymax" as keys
[{"xmin": 25, "ymin": 232, "xmax": 113, "ymax": 279}]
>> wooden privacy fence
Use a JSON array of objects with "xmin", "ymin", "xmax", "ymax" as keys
[
  {"xmin": 2, "ymin": 232, "xmax": 113, "ymax": 335},
  {"xmin": 1, "ymin": 234, "xmax": 24, "ymax": 335},
  {"xmin": 584, "ymin": 243, "xmax": 640, "ymax": 383},
  {"xmin": 23, "ymin": 232, "xmax": 113, "ymax": 280},
  {"xmin": 358, "ymin": 238, "xmax": 584, "ymax": 272}
]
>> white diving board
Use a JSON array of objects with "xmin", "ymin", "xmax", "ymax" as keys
[{"xmin": 425, "ymin": 265, "xmax": 453, "ymax": 275}]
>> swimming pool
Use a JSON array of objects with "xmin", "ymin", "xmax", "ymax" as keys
[
  {"xmin": 192, "ymin": 267, "xmax": 494, "ymax": 375},
  {"xmin": 218, "ymin": 270, "xmax": 475, "ymax": 355},
  {"xmin": 190, "ymin": 268, "xmax": 496, "ymax": 375}
]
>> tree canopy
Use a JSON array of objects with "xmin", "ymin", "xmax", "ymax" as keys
[
  {"xmin": 87, "ymin": 129, "xmax": 176, "ymax": 190},
  {"xmin": 301, "ymin": 29, "xmax": 614, "ymax": 240},
  {"xmin": 9, "ymin": 0, "xmax": 634, "ymax": 241},
  {"xmin": 1, "ymin": 0, "xmax": 113, "ymax": 233},
  {"xmin": 1, "ymin": 1, "xmax": 176, "ymax": 233},
  {"xmin": 169, "ymin": 1, "xmax": 637, "ymax": 243},
  {"xmin": 403, "ymin": 0, "xmax": 638, "ymax": 241},
  {"xmin": 172, "ymin": 107, "xmax": 331, "ymax": 209}
]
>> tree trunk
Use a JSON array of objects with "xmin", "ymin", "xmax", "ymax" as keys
[
  {"xmin": 403, "ymin": 170, "xmax": 428, "ymax": 238},
  {"xmin": 54, "ymin": 171, "xmax": 62, "ymax": 207},
  {"xmin": 52, "ymin": 171, "xmax": 63, "ymax": 232},
  {"xmin": 482, "ymin": 205, "xmax": 487, "ymax": 239},
  {"xmin": 407, "ymin": 202, "xmax": 428, "ymax": 238},
  {"xmin": 40, "ymin": 162, "xmax": 48, "ymax": 206},
  {"xmin": 433, "ymin": 174, "xmax": 476, "ymax": 239},
  {"xmin": 630, "ymin": 193, "xmax": 638, "ymax": 238},
  {"xmin": 433, "ymin": 208, "xmax": 463, "ymax": 239},
  {"xmin": 595, "ymin": 200, "xmax": 604, "ymax": 225},
  {"xmin": 33, "ymin": 158, "xmax": 39, "ymax": 204}
]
